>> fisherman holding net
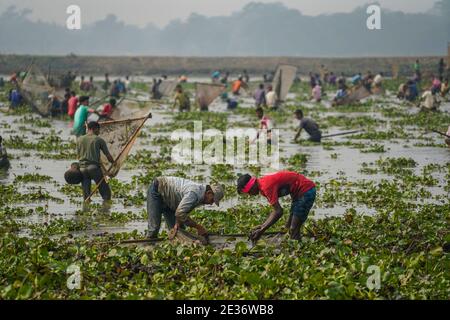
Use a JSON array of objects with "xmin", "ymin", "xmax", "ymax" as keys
[
  {"xmin": 70, "ymin": 121, "xmax": 115, "ymax": 210},
  {"xmin": 173, "ymin": 85, "xmax": 191, "ymax": 112}
]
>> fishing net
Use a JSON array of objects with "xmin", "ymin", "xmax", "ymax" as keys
[
  {"xmin": 110, "ymin": 98, "xmax": 151, "ymax": 120},
  {"xmin": 20, "ymin": 65, "xmax": 54, "ymax": 116},
  {"xmin": 371, "ymin": 86, "xmax": 385, "ymax": 95},
  {"xmin": 348, "ymin": 85, "xmax": 372, "ymax": 101},
  {"xmin": 272, "ymin": 65, "xmax": 297, "ymax": 101},
  {"xmin": 159, "ymin": 80, "xmax": 178, "ymax": 97},
  {"xmin": 195, "ymin": 83, "xmax": 225, "ymax": 109},
  {"xmin": 98, "ymin": 114, "xmax": 150, "ymax": 177}
]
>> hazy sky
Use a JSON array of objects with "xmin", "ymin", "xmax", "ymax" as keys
[{"xmin": 0, "ymin": 0, "xmax": 439, "ymax": 28}]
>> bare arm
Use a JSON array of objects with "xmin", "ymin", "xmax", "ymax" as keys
[
  {"xmin": 250, "ymin": 202, "xmax": 283, "ymax": 242},
  {"xmin": 294, "ymin": 128, "xmax": 302, "ymax": 142},
  {"xmin": 99, "ymin": 139, "xmax": 114, "ymax": 163},
  {"xmin": 260, "ymin": 202, "xmax": 283, "ymax": 232}
]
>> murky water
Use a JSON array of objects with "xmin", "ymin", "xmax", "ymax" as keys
[{"xmin": 1, "ymin": 88, "xmax": 449, "ymax": 238}]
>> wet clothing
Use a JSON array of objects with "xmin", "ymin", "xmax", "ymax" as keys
[
  {"xmin": 266, "ymin": 91, "xmax": 277, "ymax": 108},
  {"xmin": 232, "ymin": 80, "xmax": 242, "ymax": 95},
  {"xmin": 80, "ymin": 164, "xmax": 111, "ymax": 201},
  {"xmin": 299, "ymin": 117, "xmax": 322, "ymax": 142},
  {"xmin": 151, "ymin": 82, "xmax": 162, "ymax": 99},
  {"xmin": 146, "ymin": 180, "xmax": 177, "ymax": 238},
  {"xmin": 77, "ymin": 133, "xmax": 112, "ymax": 201},
  {"xmin": 147, "ymin": 177, "xmax": 207, "ymax": 236},
  {"xmin": 10, "ymin": 90, "xmax": 22, "ymax": 107},
  {"xmin": 50, "ymin": 99, "xmax": 62, "ymax": 117},
  {"xmin": 431, "ymin": 78, "xmax": 441, "ymax": 95},
  {"xmin": 373, "ymin": 74, "xmax": 383, "ymax": 85},
  {"xmin": 421, "ymin": 91, "xmax": 437, "ymax": 110},
  {"xmin": 257, "ymin": 171, "xmax": 316, "ymax": 206},
  {"xmin": 312, "ymin": 85, "xmax": 322, "ymax": 102},
  {"xmin": 173, "ymin": 92, "xmax": 190, "ymax": 111},
  {"xmin": 68, "ymin": 96, "xmax": 78, "ymax": 117},
  {"xmin": 254, "ymin": 88, "xmax": 266, "ymax": 106},
  {"xmin": 260, "ymin": 115, "xmax": 273, "ymax": 131},
  {"xmin": 72, "ymin": 105, "xmax": 90, "ymax": 137},
  {"xmin": 406, "ymin": 83, "xmax": 419, "ymax": 101},
  {"xmin": 100, "ymin": 103, "xmax": 113, "ymax": 117},
  {"xmin": 227, "ymin": 99, "xmax": 238, "ymax": 110},
  {"xmin": 291, "ymin": 187, "xmax": 316, "ymax": 223},
  {"xmin": 76, "ymin": 133, "xmax": 111, "ymax": 168}
]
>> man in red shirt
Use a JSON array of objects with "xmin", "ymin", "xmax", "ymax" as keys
[
  {"xmin": 237, "ymin": 171, "xmax": 316, "ymax": 242},
  {"xmin": 67, "ymin": 91, "xmax": 79, "ymax": 118},
  {"xmin": 98, "ymin": 98, "xmax": 116, "ymax": 120}
]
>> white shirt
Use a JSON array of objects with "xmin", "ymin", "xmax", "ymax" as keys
[
  {"xmin": 374, "ymin": 74, "xmax": 383, "ymax": 85},
  {"xmin": 421, "ymin": 91, "xmax": 434, "ymax": 110},
  {"xmin": 266, "ymin": 91, "xmax": 277, "ymax": 107},
  {"xmin": 446, "ymin": 126, "xmax": 450, "ymax": 136}
]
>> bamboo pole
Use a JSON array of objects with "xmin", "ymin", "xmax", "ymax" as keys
[{"xmin": 321, "ymin": 130, "xmax": 363, "ymax": 139}]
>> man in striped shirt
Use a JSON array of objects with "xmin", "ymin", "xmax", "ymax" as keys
[{"xmin": 147, "ymin": 176, "xmax": 224, "ymax": 239}]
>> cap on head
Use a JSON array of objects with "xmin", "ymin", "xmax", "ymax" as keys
[{"xmin": 210, "ymin": 184, "xmax": 224, "ymax": 206}]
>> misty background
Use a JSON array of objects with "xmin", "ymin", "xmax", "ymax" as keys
[{"xmin": 0, "ymin": 1, "xmax": 449, "ymax": 56}]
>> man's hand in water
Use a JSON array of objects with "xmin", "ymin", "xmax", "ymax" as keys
[
  {"xmin": 195, "ymin": 224, "xmax": 209, "ymax": 243},
  {"xmin": 249, "ymin": 226, "xmax": 264, "ymax": 242},
  {"xmin": 196, "ymin": 224, "xmax": 208, "ymax": 237},
  {"xmin": 169, "ymin": 223, "xmax": 180, "ymax": 240}
]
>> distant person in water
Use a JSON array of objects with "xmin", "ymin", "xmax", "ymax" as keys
[
  {"xmin": 173, "ymin": 85, "xmax": 190, "ymax": 112},
  {"xmin": 265, "ymin": 85, "xmax": 278, "ymax": 109},
  {"xmin": 72, "ymin": 96, "xmax": 95, "ymax": 137},
  {"xmin": 232, "ymin": 77, "xmax": 244, "ymax": 95},
  {"xmin": 419, "ymin": 90, "xmax": 439, "ymax": 112},
  {"xmin": 61, "ymin": 93, "xmax": 70, "ymax": 115},
  {"xmin": 110, "ymin": 80, "xmax": 121, "ymax": 98},
  {"xmin": 243, "ymin": 70, "xmax": 250, "ymax": 83},
  {"xmin": 67, "ymin": 91, "xmax": 79, "ymax": 118},
  {"xmin": 49, "ymin": 95, "xmax": 62, "ymax": 117},
  {"xmin": 405, "ymin": 80, "xmax": 419, "ymax": 102},
  {"xmin": 226, "ymin": 98, "xmax": 238, "ymax": 110},
  {"xmin": 221, "ymin": 72, "xmax": 230, "ymax": 84},
  {"xmin": 98, "ymin": 98, "xmax": 116, "ymax": 120},
  {"xmin": 414, "ymin": 59, "xmax": 421, "ymax": 81},
  {"xmin": 103, "ymin": 73, "xmax": 110, "ymax": 92},
  {"xmin": 311, "ymin": 83, "xmax": 322, "ymax": 103},
  {"xmin": 77, "ymin": 121, "xmax": 114, "ymax": 210},
  {"xmin": 294, "ymin": 109, "xmax": 322, "ymax": 143},
  {"xmin": 255, "ymin": 107, "xmax": 273, "ymax": 144},
  {"xmin": 8, "ymin": 87, "xmax": 22, "ymax": 109},
  {"xmin": 151, "ymin": 79, "xmax": 162, "ymax": 100},
  {"xmin": 254, "ymin": 83, "xmax": 266, "ymax": 107},
  {"xmin": 431, "ymin": 76, "xmax": 442, "ymax": 95}
]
